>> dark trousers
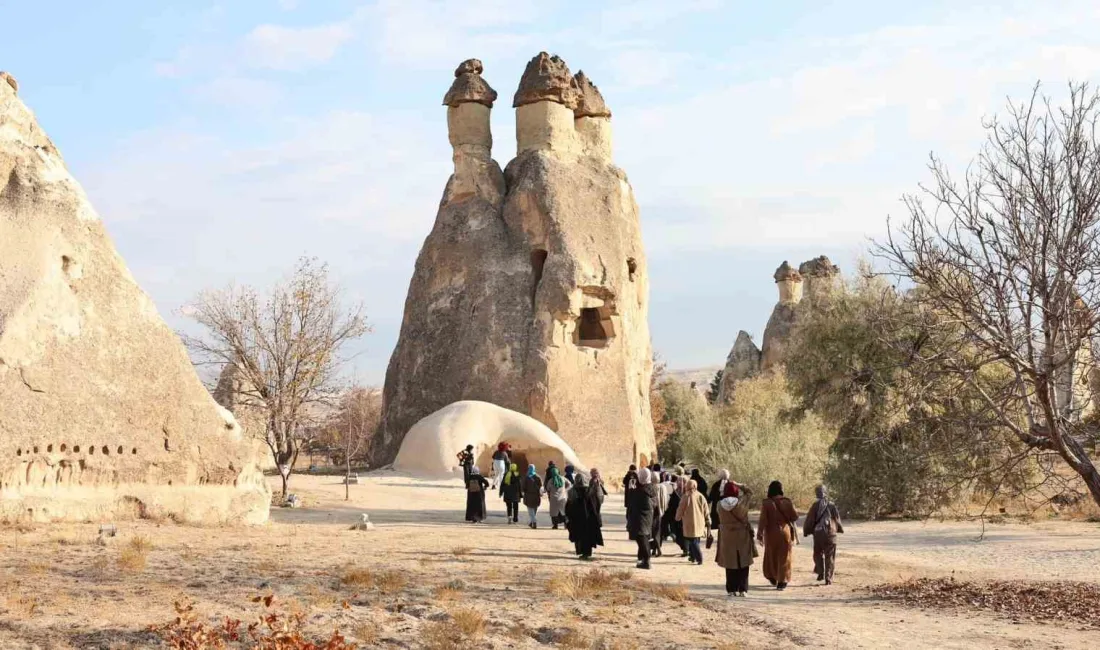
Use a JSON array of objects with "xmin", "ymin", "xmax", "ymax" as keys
[
  {"xmin": 649, "ymin": 514, "xmax": 662, "ymax": 555},
  {"xmin": 686, "ymin": 537, "xmax": 703, "ymax": 563},
  {"xmin": 635, "ymin": 537, "xmax": 651, "ymax": 565},
  {"xmin": 813, "ymin": 531, "xmax": 837, "ymax": 582},
  {"xmin": 505, "ymin": 500, "xmax": 519, "ymax": 522},
  {"xmin": 725, "ymin": 567, "xmax": 750, "ymax": 593}
]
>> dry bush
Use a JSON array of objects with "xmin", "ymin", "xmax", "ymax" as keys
[
  {"xmin": 549, "ymin": 568, "xmax": 630, "ymax": 600},
  {"xmin": 651, "ymin": 582, "xmax": 690, "ymax": 602},
  {"xmin": 549, "ymin": 571, "xmax": 585, "ymax": 599},
  {"xmin": 128, "ymin": 534, "xmax": 154, "ymax": 553},
  {"xmin": 421, "ymin": 621, "xmax": 463, "ymax": 650},
  {"xmin": 451, "ymin": 545, "xmax": 472, "ymax": 556},
  {"xmin": 608, "ymin": 591, "xmax": 635, "ymax": 606},
  {"xmin": 450, "ymin": 607, "xmax": 486, "ymax": 638},
  {"xmin": 556, "ymin": 627, "xmax": 594, "ymax": 648},
  {"xmin": 118, "ymin": 545, "xmax": 149, "ymax": 573},
  {"xmin": 433, "ymin": 586, "xmax": 462, "ymax": 601},
  {"xmin": 338, "ymin": 566, "xmax": 407, "ymax": 594},
  {"xmin": 153, "ymin": 598, "xmax": 357, "ymax": 650},
  {"xmin": 353, "ymin": 622, "xmax": 379, "ymax": 645}
]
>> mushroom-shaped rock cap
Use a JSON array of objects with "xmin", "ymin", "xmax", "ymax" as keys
[
  {"xmin": 573, "ymin": 71, "xmax": 611, "ymax": 118},
  {"xmin": 798, "ymin": 255, "xmax": 840, "ymax": 277},
  {"xmin": 443, "ymin": 58, "xmax": 498, "ymax": 108},
  {"xmin": 513, "ymin": 52, "xmax": 578, "ymax": 108},
  {"xmin": 773, "ymin": 261, "xmax": 802, "ymax": 283},
  {"xmin": 0, "ymin": 71, "xmax": 17, "ymax": 93}
]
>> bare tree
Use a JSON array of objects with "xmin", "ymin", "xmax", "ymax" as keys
[
  {"xmin": 321, "ymin": 386, "xmax": 382, "ymax": 500},
  {"xmin": 183, "ymin": 258, "xmax": 370, "ymax": 498},
  {"xmin": 879, "ymin": 82, "xmax": 1100, "ymax": 508}
]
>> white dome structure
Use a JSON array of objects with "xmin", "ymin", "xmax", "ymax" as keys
[{"xmin": 393, "ymin": 401, "xmax": 584, "ymax": 477}]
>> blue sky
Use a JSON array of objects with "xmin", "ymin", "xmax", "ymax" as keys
[{"xmin": 4, "ymin": 0, "xmax": 1099, "ymax": 383}]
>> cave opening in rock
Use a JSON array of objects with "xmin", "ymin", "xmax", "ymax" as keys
[
  {"xmin": 627, "ymin": 257, "xmax": 637, "ymax": 282},
  {"xmin": 575, "ymin": 306, "xmax": 614, "ymax": 348},
  {"xmin": 531, "ymin": 249, "xmax": 548, "ymax": 306}
]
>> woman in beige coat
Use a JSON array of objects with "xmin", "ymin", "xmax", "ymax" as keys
[
  {"xmin": 715, "ymin": 482, "xmax": 755, "ymax": 596},
  {"xmin": 675, "ymin": 479, "xmax": 709, "ymax": 565}
]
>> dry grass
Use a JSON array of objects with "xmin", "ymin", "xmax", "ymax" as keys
[
  {"xmin": 353, "ymin": 622, "xmax": 380, "ymax": 645},
  {"xmin": 549, "ymin": 568, "xmax": 634, "ymax": 599},
  {"xmin": 433, "ymin": 585, "xmax": 463, "ymax": 601},
  {"xmin": 128, "ymin": 534, "xmax": 154, "ymax": 553},
  {"xmin": 451, "ymin": 545, "xmax": 472, "ymax": 556},
  {"xmin": 338, "ymin": 566, "xmax": 408, "ymax": 594},
  {"xmin": 118, "ymin": 544, "xmax": 148, "ymax": 573},
  {"xmin": 651, "ymin": 582, "xmax": 690, "ymax": 602},
  {"xmin": 421, "ymin": 621, "xmax": 463, "ymax": 650},
  {"xmin": 4, "ymin": 594, "xmax": 40, "ymax": 617},
  {"xmin": 450, "ymin": 606, "xmax": 486, "ymax": 638}
]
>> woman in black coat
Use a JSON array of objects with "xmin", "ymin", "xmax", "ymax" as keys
[
  {"xmin": 625, "ymin": 468, "xmax": 658, "ymax": 569},
  {"xmin": 465, "ymin": 466, "xmax": 489, "ymax": 523},
  {"xmin": 565, "ymin": 472, "xmax": 604, "ymax": 559}
]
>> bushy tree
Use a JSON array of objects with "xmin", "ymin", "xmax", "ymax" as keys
[{"xmin": 706, "ymin": 369, "xmax": 723, "ymax": 404}]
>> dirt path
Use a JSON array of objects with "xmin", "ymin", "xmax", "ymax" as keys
[{"xmin": 1, "ymin": 472, "xmax": 1097, "ymax": 649}]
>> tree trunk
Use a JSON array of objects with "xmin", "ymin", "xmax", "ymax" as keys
[
  {"xmin": 345, "ymin": 454, "xmax": 351, "ymax": 501},
  {"xmin": 279, "ymin": 467, "xmax": 289, "ymax": 498}
]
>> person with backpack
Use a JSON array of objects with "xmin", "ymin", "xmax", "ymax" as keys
[
  {"xmin": 464, "ymin": 466, "xmax": 489, "ymax": 523},
  {"xmin": 622, "ymin": 464, "xmax": 638, "ymax": 509},
  {"xmin": 546, "ymin": 465, "xmax": 571, "ymax": 529},
  {"xmin": 499, "ymin": 462, "xmax": 523, "ymax": 524},
  {"xmin": 757, "ymin": 480, "xmax": 799, "ymax": 590},
  {"xmin": 803, "ymin": 484, "xmax": 844, "ymax": 585}
]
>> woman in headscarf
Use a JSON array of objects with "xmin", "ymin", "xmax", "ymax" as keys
[
  {"xmin": 664, "ymin": 475, "xmax": 686, "ymax": 556},
  {"xmin": 803, "ymin": 484, "xmax": 844, "ymax": 585},
  {"xmin": 565, "ymin": 472, "xmax": 605, "ymax": 559},
  {"xmin": 564, "ymin": 464, "xmax": 576, "ymax": 485},
  {"xmin": 690, "ymin": 468, "xmax": 709, "ymax": 497},
  {"xmin": 675, "ymin": 477, "xmax": 709, "ymax": 565},
  {"xmin": 622, "ymin": 464, "xmax": 638, "ymax": 509},
  {"xmin": 457, "ymin": 444, "xmax": 475, "ymax": 482},
  {"xmin": 544, "ymin": 460, "xmax": 557, "ymax": 486},
  {"xmin": 650, "ymin": 470, "xmax": 668, "ymax": 558},
  {"xmin": 625, "ymin": 467, "xmax": 658, "ymax": 569},
  {"xmin": 545, "ymin": 465, "xmax": 572, "ymax": 529},
  {"xmin": 464, "ymin": 466, "xmax": 489, "ymax": 523},
  {"xmin": 522, "ymin": 464, "xmax": 544, "ymax": 529},
  {"xmin": 708, "ymin": 469, "xmax": 731, "ymax": 528},
  {"xmin": 715, "ymin": 482, "xmax": 755, "ymax": 596},
  {"xmin": 757, "ymin": 480, "xmax": 799, "ymax": 590},
  {"xmin": 498, "ymin": 462, "xmax": 523, "ymax": 524}
]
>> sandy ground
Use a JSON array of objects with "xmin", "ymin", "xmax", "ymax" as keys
[{"xmin": 1, "ymin": 472, "xmax": 1098, "ymax": 649}]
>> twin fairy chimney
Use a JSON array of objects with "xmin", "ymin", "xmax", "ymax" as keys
[
  {"xmin": 716, "ymin": 256, "xmax": 839, "ymax": 404},
  {"xmin": 376, "ymin": 53, "xmax": 656, "ymax": 473},
  {"xmin": 0, "ymin": 71, "xmax": 270, "ymax": 524}
]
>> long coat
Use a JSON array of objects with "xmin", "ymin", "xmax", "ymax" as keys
[
  {"xmin": 465, "ymin": 475, "xmax": 489, "ymax": 522},
  {"xmin": 626, "ymin": 483, "xmax": 658, "ymax": 540},
  {"xmin": 715, "ymin": 499, "xmax": 754, "ymax": 570},
  {"xmin": 546, "ymin": 477, "xmax": 571, "ymax": 518},
  {"xmin": 759, "ymin": 496, "xmax": 799, "ymax": 584},
  {"xmin": 499, "ymin": 472, "xmax": 523, "ymax": 503},
  {"xmin": 675, "ymin": 488, "xmax": 709, "ymax": 539},
  {"xmin": 522, "ymin": 475, "xmax": 543, "ymax": 509},
  {"xmin": 707, "ymin": 479, "xmax": 729, "ymax": 528},
  {"xmin": 566, "ymin": 483, "xmax": 604, "ymax": 553}
]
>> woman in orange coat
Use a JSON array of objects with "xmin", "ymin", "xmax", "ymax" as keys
[{"xmin": 757, "ymin": 480, "xmax": 799, "ymax": 590}]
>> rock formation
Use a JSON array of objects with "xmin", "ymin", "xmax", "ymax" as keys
[
  {"xmin": 718, "ymin": 256, "xmax": 840, "ymax": 398},
  {"xmin": 0, "ymin": 73, "xmax": 269, "ymax": 524},
  {"xmin": 715, "ymin": 331, "xmax": 761, "ymax": 403},
  {"xmin": 393, "ymin": 401, "xmax": 583, "ymax": 477},
  {"xmin": 375, "ymin": 53, "xmax": 656, "ymax": 472}
]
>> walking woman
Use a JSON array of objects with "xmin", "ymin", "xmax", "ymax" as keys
[
  {"xmin": 675, "ymin": 478, "xmax": 709, "ymax": 565},
  {"xmin": 626, "ymin": 468, "xmax": 658, "ymax": 569},
  {"xmin": 566, "ymin": 472, "xmax": 605, "ymax": 560},
  {"xmin": 522, "ymin": 464, "xmax": 544, "ymax": 528},
  {"xmin": 664, "ymin": 475, "xmax": 686, "ymax": 555},
  {"xmin": 490, "ymin": 442, "xmax": 509, "ymax": 488},
  {"xmin": 465, "ymin": 466, "xmax": 489, "ymax": 524},
  {"xmin": 708, "ymin": 469, "xmax": 731, "ymax": 528},
  {"xmin": 499, "ymin": 462, "xmax": 523, "ymax": 524},
  {"xmin": 758, "ymin": 480, "xmax": 799, "ymax": 590},
  {"xmin": 715, "ymin": 482, "xmax": 755, "ymax": 596},
  {"xmin": 546, "ymin": 465, "xmax": 571, "ymax": 529},
  {"xmin": 651, "ymin": 470, "xmax": 669, "ymax": 557}
]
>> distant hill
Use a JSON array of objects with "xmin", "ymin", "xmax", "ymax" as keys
[{"xmin": 664, "ymin": 366, "xmax": 723, "ymax": 393}]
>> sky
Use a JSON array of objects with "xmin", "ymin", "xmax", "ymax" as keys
[{"xmin": 3, "ymin": 0, "xmax": 1100, "ymax": 384}]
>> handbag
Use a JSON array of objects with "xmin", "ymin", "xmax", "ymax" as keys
[{"xmin": 705, "ymin": 527, "xmax": 715, "ymax": 549}]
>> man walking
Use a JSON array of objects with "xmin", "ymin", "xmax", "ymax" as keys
[{"xmin": 803, "ymin": 484, "xmax": 844, "ymax": 585}]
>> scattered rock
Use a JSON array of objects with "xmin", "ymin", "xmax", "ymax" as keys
[{"xmin": 350, "ymin": 513, "xmax": 374, "ymax": 531}]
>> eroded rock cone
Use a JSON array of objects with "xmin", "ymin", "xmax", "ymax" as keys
[
  {"xmin": 513, "ymin": 51, "xmax": 579, "ymax": 108},
  {"xmin": 0, "ymin": 75, "xmax": 269, "ymax": 525}
]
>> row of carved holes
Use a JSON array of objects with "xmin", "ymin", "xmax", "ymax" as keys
[{"xmin": 16, "ymin": 445, "xmax": 136, "ymax": 457}]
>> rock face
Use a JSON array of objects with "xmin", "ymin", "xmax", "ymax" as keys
[
  {"xmin": 376, "ymin": 53, "xmax": 656, "ymax": 472},
  {"xmin": 393, "ymin": 401, "xmax": 583, "ymax": 478},
  {"xmin": 0, "ymin": 77, "xmax": 269, "ymax": 524},
  {"xmin": 715, "ymin": 331, "xmax": 761, "ymax": 404}
]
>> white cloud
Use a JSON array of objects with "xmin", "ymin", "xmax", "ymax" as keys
[{"xmin": 241, "ymin": 23, "xmax": 354, "ymax": 71}]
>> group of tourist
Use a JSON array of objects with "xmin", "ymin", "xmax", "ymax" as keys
[{"xmin": 455, "ymin": 444, "xmax": 844, "ymax": 595}]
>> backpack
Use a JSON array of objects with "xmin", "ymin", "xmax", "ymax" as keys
[
  {"xmin": 467, "ymin": 479, "xmax": 482, "ymax": 494},
  {"xmin": 813, "ymin": 500, "xmax": 835, "ymax": 534}
]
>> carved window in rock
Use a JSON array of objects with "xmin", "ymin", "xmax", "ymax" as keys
[
  {"xmin": 531, "ymin": 249, "xmax": 548, "ymax": 307},
  {"xmin": 575, "ymin": 306, "xmax": 615, "ymax": 349}
]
